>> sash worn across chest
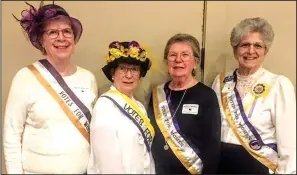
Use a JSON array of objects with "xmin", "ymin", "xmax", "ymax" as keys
[
  {"xmin": 220, "ymin": 70, "xmax": 278, "ymax": 172},
  {"xmin": 153, "ymin": 84, "xmax": 203, "ymax": 174},
  {"xmin": 101, "ymin": 90, "xmax": 155, "ymax": 152},
  {"xmin": 27, "ymin": 59, "xmax": 91, "ymax": 143}
]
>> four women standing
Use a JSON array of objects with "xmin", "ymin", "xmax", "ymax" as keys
[{"xmin": 3, "ymin": 2, "xmax": 296, "ymax": 174}]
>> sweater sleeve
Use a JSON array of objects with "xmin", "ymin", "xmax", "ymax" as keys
[
  {"xmin": 272, "ymin": 76, "xmax": 296, "ymax": 174},
  {"xmin": 201, "ymin": 89, "xmax": 222, "ymax": 174},
  {"xmin": 3, "ymin": 68, "xmax": 31, "ymax": 174}
]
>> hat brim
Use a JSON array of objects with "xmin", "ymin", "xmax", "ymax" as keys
[
  {"xmin": 102, "ymin": 63, "xmax": 113, "ymax": 81},
  {"xmin": 69, "ymin": 17, "xmax": 83, "ymax": 43}
]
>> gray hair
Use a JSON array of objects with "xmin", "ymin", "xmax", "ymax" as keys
[
  {"xmin": 230, "ymin": 17, "xmax": 274, "ymax": 51},
  {"xmin": 164, "ymin": 33, "xmax": 200, "ymax": 76}
]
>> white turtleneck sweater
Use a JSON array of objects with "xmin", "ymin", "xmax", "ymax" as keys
[
  {"xmin": 3, "ymin": 65, "xmax": 98, "ymax": 174},
  {"xmin": 212, "ymin": 68, "xmax": 296, "ymax": 174}
]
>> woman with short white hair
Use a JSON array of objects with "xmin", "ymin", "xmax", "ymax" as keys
[{"xmin": 212, "ymin": 17, "xmax": 296, "ymax": 174}]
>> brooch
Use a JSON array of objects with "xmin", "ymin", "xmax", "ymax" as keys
[{"xmin": 251, "ymin": 83, "xmax": 268, "ymax": 98}]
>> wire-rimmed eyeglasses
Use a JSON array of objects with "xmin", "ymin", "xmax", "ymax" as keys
[{"xmin": 43, "ymin": 28, "xmax": 74, "ymax": 39}]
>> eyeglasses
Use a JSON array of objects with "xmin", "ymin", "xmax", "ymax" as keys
[
  {"xmin": 238, "ymin": 42, "xmax": 266, "ymax": 50},
  {"xmin": 167, "ymin": 52, "xmax": 194, "ymax": 62},
  {"xmin": 43, "ymin": 28, "xmax": 74, "ymax": 39},
  {"xmin": 117, "ymin": 65, "xmax": 140, "ymax": 75}
]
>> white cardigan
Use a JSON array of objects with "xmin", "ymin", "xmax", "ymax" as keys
[
  {"xmin": 3, "ymin": 66, "xmax": 98, "ymax": 174},
  {"xmin": 212, "ymin": 68, "xmax": 296, "ymax": 174},
  {"xmin": 87, "ymin": 86, "xmax": 155, "ymax": 174}
]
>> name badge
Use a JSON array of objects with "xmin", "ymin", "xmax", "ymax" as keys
[
  {"xmin": 73, "ymin": 86, "xmax": 90, "ymax": 92},
  {"xmin": 182, "ymin": 104, "xmax": 199, "ymax": 115}
]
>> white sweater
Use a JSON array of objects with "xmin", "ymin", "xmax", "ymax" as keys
[
  {"xmin": 87, "ymin": 86, "xmax": 155, "ymax": 174},
  {"xmin": 3, "ymin": 65, "xmax": 98, "ymax": 174}
]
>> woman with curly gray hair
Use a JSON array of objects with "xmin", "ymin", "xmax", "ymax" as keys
[{"xmin": 212, "ymin": 17, "xmax": 296, "ymax": 174}]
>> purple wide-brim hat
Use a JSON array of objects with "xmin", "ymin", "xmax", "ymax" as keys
[{"xmin": 16, "ymin": 2, "xmax": 83, "ymax": 51}]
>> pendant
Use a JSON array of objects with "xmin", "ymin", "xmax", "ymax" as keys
[{"xmin": 164, "ymin": 144, "xmax": 169, "ymax": 150}]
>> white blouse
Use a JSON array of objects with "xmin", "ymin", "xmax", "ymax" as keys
[
  {"xmin": 87, "ymin": 86, "xmax": 155, "ymax": 174},
  {"xmin": 212, "ymin": 68, "xmax": 296, "ymax": 174}
]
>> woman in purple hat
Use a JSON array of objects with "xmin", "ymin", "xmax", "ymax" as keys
[
  {"xmin": 3, "ymin": 2, "xmax": 98, "ymax": 174},
  {"xmin": 87, "ymin": 41, "xmax": 155, "ymax": 174}
]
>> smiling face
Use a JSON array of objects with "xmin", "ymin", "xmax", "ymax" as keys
[
  {"xmin": 234, "ymin": 32, "xmax": 267, "ymax": 73},
  {"xmin": 167, "ymin": 42, "xmax": 197, "ymax": 79},
  {"xmin": 40, "ymin": 18, "xmax": 75, "ymax": 61},
  {"xmin": 112, "ymin": 63, "xmax": 141, "ymax": 97}
]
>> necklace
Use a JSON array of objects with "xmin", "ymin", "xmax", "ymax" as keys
[
  {"xmin": 164, "ymin": 85, "xmax": 188, "ymax": 150},
  {"xmin": 169, "ymin": 88, "xmax": 187, "ymax": 119}
]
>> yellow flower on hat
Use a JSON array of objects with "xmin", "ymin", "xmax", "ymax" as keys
[
  {"xmin": 120, "ymin": 46, "xmax": 125, "ymax": 52},
  {"xmin": 119, "ymin": 46, "xmax": 128, "ymax": 57},
  {"xmin": 109, "ymin": 55, "xmax": 116, "ymax": 62},
  {"xmin": 129, "ymin": 47, "xmax": 139, "ymax": 58},
  {"xmin": 124, "ymin": 49, "xmax": 129, "ymax": 57},
  {"xmin": 139, "ymin": 51, "xmax": 147, "ymax": 62},
  {"xmin": 105, "ymin": 41, "xmax": 150, "ymax": 63},
  {"xmin": 110, "ymin": 48, "xmax": 122, "ymax": 58}
]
